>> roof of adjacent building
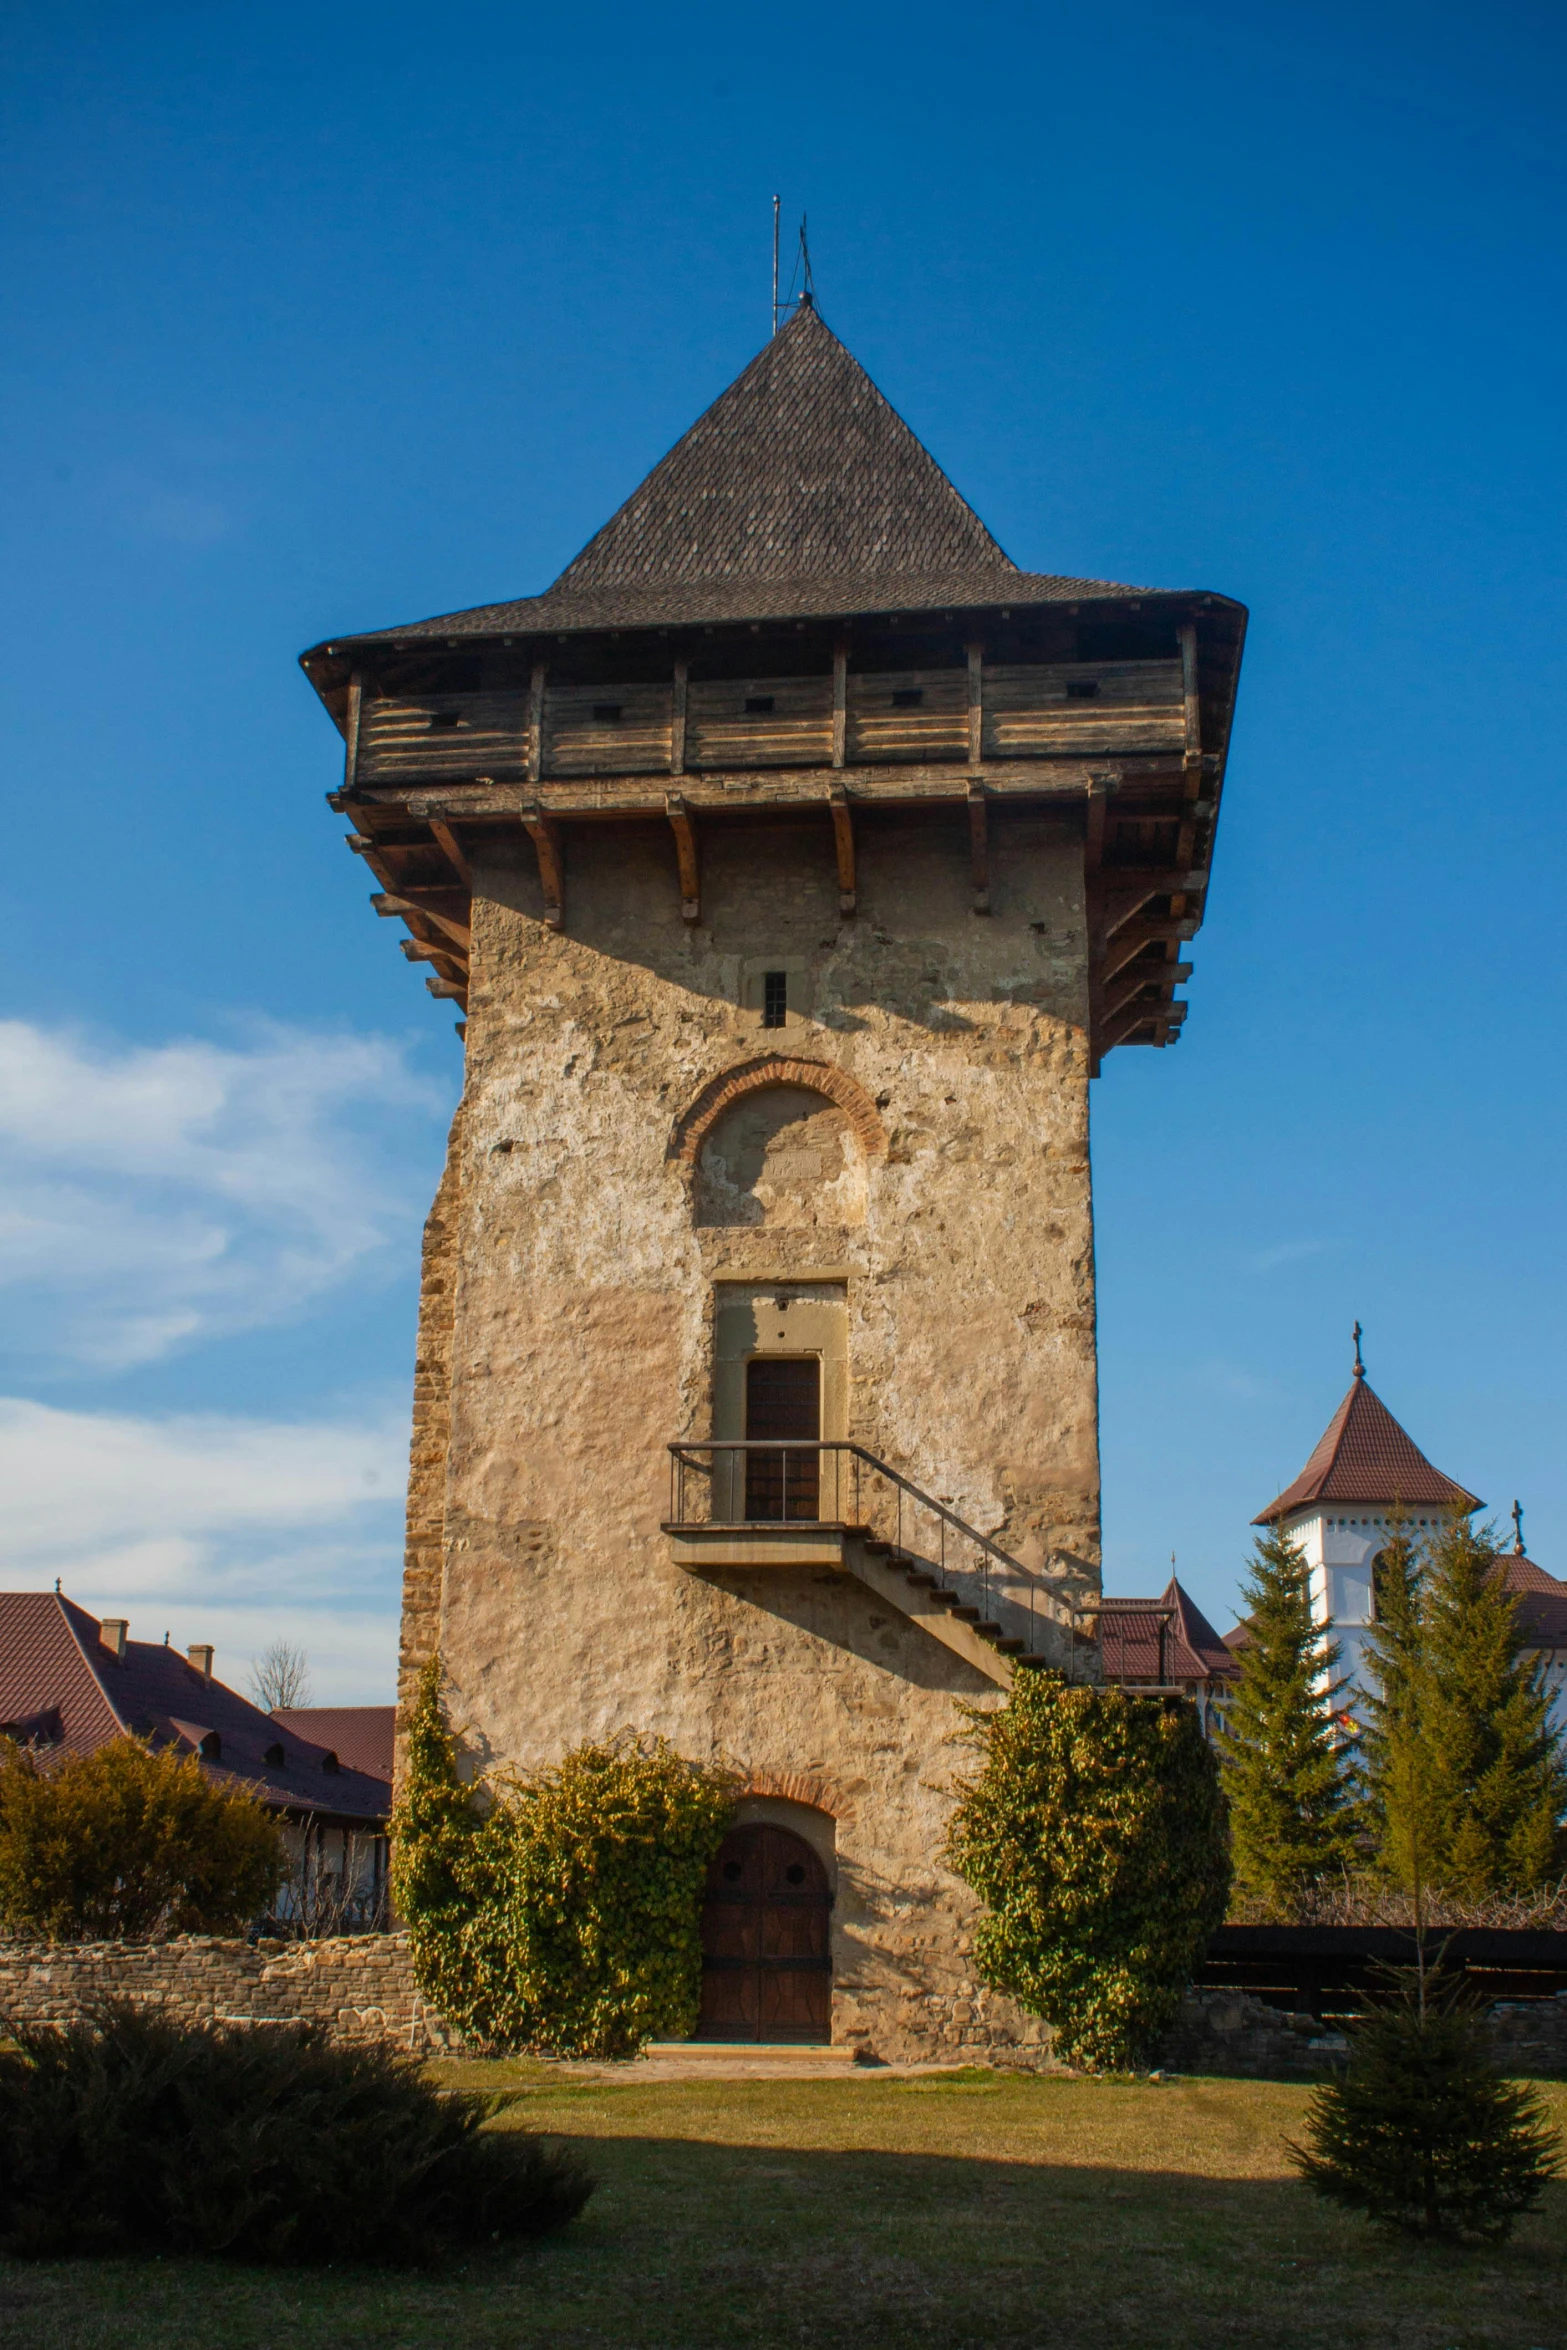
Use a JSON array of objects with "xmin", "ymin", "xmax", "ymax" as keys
[
  {"xmin": 271, "ymin": 1706, "xmax": 393, "ymax": 1785},
  {"xmin": 1498, "ymin": 1551, "xmax": 1567, "ymax": 1650},
  {"xmin": 0, "ymin": 1592, "xmax": 390, "ymax": 1825},
  {"xmin": 1253, "ymin": 1368, "xmax": 1482, "ymax": 1521},
  {"xmin": 314, "ymin": 302, "xmax": 1228, "ymax": 650},
  {"xmin": 1097, "ymin": 1576, "xmax": 1238, "ymax": 1684}
]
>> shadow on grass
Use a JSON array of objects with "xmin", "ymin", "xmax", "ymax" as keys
[{"xmin": 9, "ymin": 2131, "xmax": 1567, "ymax": 2350}]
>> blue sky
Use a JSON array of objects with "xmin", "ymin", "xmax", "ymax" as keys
[{"xmin": 1, "ymin": 0, "xmax": 1562, "ymax": 1696}]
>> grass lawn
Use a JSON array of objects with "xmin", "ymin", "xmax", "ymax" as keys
[{"xmin": 6, "ymin": 2063, "xmax": 1565, "ymax": 2349}]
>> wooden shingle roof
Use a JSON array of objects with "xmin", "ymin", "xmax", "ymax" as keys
[
  {"xmin": 1254, "ymin": 1370, "xmax": 1481, "ymax": 1522},
  {"xmin": 333, "ymin": 302, "xmax": 1167, "ymax": 647}
]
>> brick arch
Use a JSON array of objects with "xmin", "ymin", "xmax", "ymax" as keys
[
  {"xmin": 731, "ymin": 1769, "xmax": 854, "ymax": 1822},
  {"xmin": 669, "ymin": 1057, "xmax": 888, "ymax": 1168}
]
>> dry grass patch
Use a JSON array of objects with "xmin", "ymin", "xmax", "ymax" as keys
[{"xmin": 6, "ymin": 2065, "xmax": 1565, "ymax": 2349}]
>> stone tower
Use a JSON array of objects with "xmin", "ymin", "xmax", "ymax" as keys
[{"xmin": 301, "ymin": 303, "xmax": 1247, "ymax": 2059}]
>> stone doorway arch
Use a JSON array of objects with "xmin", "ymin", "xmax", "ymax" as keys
[{"xmin": 695, "ymin": 1822, "xmax": 832, "ymax": 2043}]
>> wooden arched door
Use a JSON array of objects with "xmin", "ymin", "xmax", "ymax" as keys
[{"xmin": 696, "ymin": 1823, "xmax": 832, "ymax": 2042}]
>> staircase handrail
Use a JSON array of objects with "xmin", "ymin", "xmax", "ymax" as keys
[{"xmin": 666, "ymin": 1437, "xmax": 1082, "ymax": 1639}]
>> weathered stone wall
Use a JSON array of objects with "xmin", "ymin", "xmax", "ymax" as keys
[
  {"xmin": 398, "ymin": 1105, "xmax": 465, "ymax": 1748},
  {"xmin": 421, "ymin": 808, "xmax": 1101, "ymax": 2063},
  {"xmin": 0, "ymin": 1934, "xmax": 459, "ymax": 2053},
  {"xmin": 1158, "ymin": 1986, "xmax": 1567, "ymax": 2079}
]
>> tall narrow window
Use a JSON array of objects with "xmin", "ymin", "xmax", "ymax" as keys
[
  {"xmin": 744, "ymin": 1356, "xmax": 820, "ymax": 1521},
  {"xmin": 761, "ymin": 970, "xmax": 788, "ymax": 1029}
]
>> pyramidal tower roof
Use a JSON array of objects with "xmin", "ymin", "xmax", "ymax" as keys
[
  {"xmin": 554, "ymin": 301, "xmax": 1015, "ymax": 592},
  {"xmin": 342, "ymin": 302, "xmax": 1156, "ymax": 645},
  {"xmin": 1254, "ymin": 1367, "xmax": 1481, "ymax": 1522}
]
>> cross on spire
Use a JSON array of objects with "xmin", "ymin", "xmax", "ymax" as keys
[
  {"xmin": 1512, "ymin": 1498, "xmax": 1525, "ymax": 1555},
  {"xmin": 1352, "ymin": 1320, "xmax": 1365, "ymax": 1378}
]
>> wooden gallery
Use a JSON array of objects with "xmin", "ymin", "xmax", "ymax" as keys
[{"xmin": 301, "ymin": 301, "xmax": 1247, "ymax": 2062}]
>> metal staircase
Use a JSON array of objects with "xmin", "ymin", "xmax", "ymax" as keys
[{"xmin": 664, "ymin": 1441, "xmax": 1093, "ymax": 1690}]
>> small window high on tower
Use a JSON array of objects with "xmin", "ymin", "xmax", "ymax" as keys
[{"xmin": 762, "ymin": 971, "xmax": 788, "ymax": 1028}]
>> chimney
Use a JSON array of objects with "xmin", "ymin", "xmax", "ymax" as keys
[
  {"xmin": 187, "ymin": 1644, "xmax": 214, "ymax": 1680},
  {"xmin": 100, "ymin": 1619, "xmax": 128, "ymax": 1664}
]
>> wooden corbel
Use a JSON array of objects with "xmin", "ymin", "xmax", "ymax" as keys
[
  {"xmin": 521, "ymin": 802, "xmax": 565, "ymax": 929},
  {"xmin": 828, "ymin": 782, "xmax": 857, "ymax": 915},
  {"xmin": 967, "ymin": 779, "xmax": 990, "ymax": 915},
  {"xmin": 666, "ymin": 793, "xmax": 700, "ymax": 924},
  {"xmin": 428, "ymin": 815, "xmax": 474, "ymax": 892}
]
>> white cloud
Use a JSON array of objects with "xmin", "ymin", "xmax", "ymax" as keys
[
  {"xmin": 1249, "ymin": 1238, "xmax": 1337, "ymax": 1274},
  {"xmin": 0, "ymin": 1398, "xmax": 406, "ymax": 1704},
  {"xmin": 0, "ymin": 1018, "xmax": 451, "ymax": 1371}
]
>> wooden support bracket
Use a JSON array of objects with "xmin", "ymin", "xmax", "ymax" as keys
[
  {"xmin": 527, "ymin": 663, "xmax": 547, "ymax": 786},
  {"xmin": 372, "ymin": 894, "xmax": 473, "ymax": 951},
  {"xmin": 344, "ymin": 673, "xmax": 362, "ymax": 796},
  {"xmin": 828, "ymin": 783, "xmax": 857, "ymax": 915},
  {"xmin": 831, "ymin": 636, "xmax": 848, "ymax": 769},
  {"xmin": 967, "ymin": 780, "xmax": 990, "ymax": 914},
  {"xmin": 428, "ymin": 816, "xmax": 475, "ymax": 892},
  {"xmin": 426, "ymin": 976, "xmax": 468, "ymax": 1005},
  {"xmin": 966, "ymin": 642, "xmax": 984, "ymax": 768},
  {"xmin": 521, "ymin": 803, "xmax": 565, "ymax": 928},
  {"xmin": 666, "ymin": 793, "xmax": 700, "ymax": 923}
]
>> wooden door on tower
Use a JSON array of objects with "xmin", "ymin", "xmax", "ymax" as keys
[
  {"xmin": 744, "ymin": 1356, "xmax": 820, "ymax": 1521},
  {"xmin": 695, "ymin": 1824, "xmax": 832, "ymax": 2042}
]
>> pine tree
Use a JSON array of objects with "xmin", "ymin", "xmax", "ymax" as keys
[
  {"xmin": 1218, "ymin": 1524, "xmax": 1359, "ymax": 1915},
  {"xmin": 1417, "ymin": 1520, "xmax": 1566, "ymax": 1895},
  {"xmin": 1360, "ymin": 1522, "xmax": 1441, "ymax": 1895},
  {"xmin": 1290, "ymin": 1968, "xmax": 1560, "ymax": 2242}
]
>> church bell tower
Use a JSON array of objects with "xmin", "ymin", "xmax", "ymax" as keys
[{"xmin": 301, "ymin": 302, "xmax": 1247, "ymax": 2059}]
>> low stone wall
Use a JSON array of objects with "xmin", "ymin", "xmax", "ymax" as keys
[
  {"xmin": 0, "ymin": 1933, "xmax": 460, "ymax": 2054},
  {"xmin": 3, "ymin": 1937, "xmax": 1564, "ymax": 2076},
  {"xmin": 1158, "ymin": 1984, "xmax": 1567, "ymax": 2079}
]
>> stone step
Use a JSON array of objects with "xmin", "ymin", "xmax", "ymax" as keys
[{"xmin": 639, "ymin": 2040, "xmax": 861, "ymax": 2078}]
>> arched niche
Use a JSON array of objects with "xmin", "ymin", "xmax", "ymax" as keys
[{"xmin": 670, "ymin": 1055, "xmax": 886, "ymax": 1230}]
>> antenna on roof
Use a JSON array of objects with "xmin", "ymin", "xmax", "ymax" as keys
[
  {"xmin": 1352, "ymin": 1320, "xmax": 1365, "ymax": 1378},
  {"xmin": 1512, "ymin": 1498, "xmax": 1525, "ymax": 1555},
  {"xmin": 772, "ymin": 209, "xmax": 815, "ymax": 332}
]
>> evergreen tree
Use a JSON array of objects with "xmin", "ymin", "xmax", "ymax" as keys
[
  {"xmin": 1218, "ymin": 1524, "xmax": 1359, "ymax": 1915},
  {"xmin": 1360, "ymin": 1521, "xmax": 1441, "ymax": 1894},
  {"xmin": 1417, "ymin": 1520, "xmax": 1565, "ymax": 1894},
  {"xmin": 1290, "ymin": 1968, "xmax": 1559, "ymax": 2242}
]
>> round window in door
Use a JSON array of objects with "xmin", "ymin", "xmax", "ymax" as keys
[{"xmin": 695, "ymin": 1823, "xmax": 832, "ymax": 2042}]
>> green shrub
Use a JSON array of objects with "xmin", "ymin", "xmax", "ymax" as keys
[
  {"xmin": 0, "ymin": 2001, "xmax": 594, "ymax": 2264},
  {"xmin": 1290, "ymin": 1968, "xmax": 1560, "ymax": 2242},
  {"xmin": 0, "ymin": 1736, "xmax": 284, "ymax": 1940},
  {"xmin": 392, "ymin": 1658, "xmax": 734, "ymax": 2058},
  {"xmin": 943, "ymin": 1672, "xmax": 1231, "ymax": 2071}
]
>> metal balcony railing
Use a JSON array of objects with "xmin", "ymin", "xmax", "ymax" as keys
[{"xmin": 667, "ymin": 1440, "xmax": 1089, "ymax": 1673}]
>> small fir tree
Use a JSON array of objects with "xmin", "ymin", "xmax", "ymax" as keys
[
  {"xmin": 1218, "ymin": 1524, "xmax": 1360, "ymax": 1915},
  {"xmin": 1290, "ymin": 1967, "xmax": 1560, "ymax": 2242},
  {"xmin": 943, "ymin": 1673, "xmax": 1230, "ymax": 2072},
  {"xmin": 1417, "ymin": 1520, "xmax": 1566, "ymax": 1894}
]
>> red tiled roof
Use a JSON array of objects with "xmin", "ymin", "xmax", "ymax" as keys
[
  {"xmin": 1096, "ymin": 1577, "xmax": 1239, "ymax": 1684},
  {"xmin": 1253, "ymin": 1372, "xmax": 1481, "ymax": 1521},
  {"xmin": 272, "ymin": 1706, "xmax": 393, "ymax": 1785},
  {"xmin": 0, "ymin": 1593, "xmax": 389, "ymax": 1826},
  {"xmin": 1498, "ymin": 1552, "xmax": 1565, "ymax": 1597}
]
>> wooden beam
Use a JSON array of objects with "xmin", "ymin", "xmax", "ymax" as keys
[
  {"xmin": 426, "ymin": 976, "xmax": 468, "ymax": 1005},
  {"xmin": 671, "ymin": 660, "xmax": 688, "ymax": 777},
  {"xmin": 520, "ymin": 803, "xmax": 565, "ymax": 928},
  {"xmin": 666, "ymin": 793, "xmax": 700, "ymax": 923},
  {"xmin": 373, "ymin": 895, "xmax": 473, "ymax": 950},
  {"xmin": 1102, "ymin": 927, "xmax": 1194, "ymax": 985},
  {"xmin": 400, "ymin": 935, "xmax": 467, "ymax": 984},
  {"xmin": 1099, "ymin": 996, "xmax": 1177, "ymax": 1055},
  {"xmin": 1102, "ymin": 967, "xmax": 1185, "ymax": 1026},
  {"xmin": 828, "ymin": 783, "xmax": 857, "ymax": 915},
  {"xmin": 527, "ymin": 663, "xmax": 546, "ymax": 786},
  {"xmin": 966, "ymin": 642, "xmax": 984, "ymax": 768},
  {"xmin": 967, "ymin": 780, "xmax": 990, "ymax": 914},
  {"xmin": 428, "ymin": 816, "xmax": 475, "ymax": 892},
  {"xmin": 1085, "ymin": 773, "xmax": 1110, "ymax": 872},
  {"xmin": 344, "ymin": 673, "xmax": 362, "ymax": 796},
  {"xmin": 1179, "ymin": 623, "xmax": 1202, "ymax": 759},
  {"xmin": 345, "ymin": 833, "xmax": 401, "ymax": 894},
  {"xmin": 832, "ymin": 638, "xmax": 848, "ymax": 769}
]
